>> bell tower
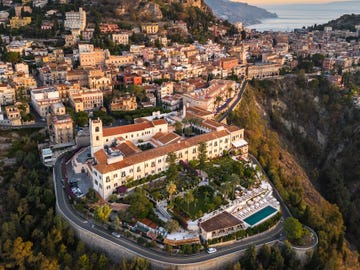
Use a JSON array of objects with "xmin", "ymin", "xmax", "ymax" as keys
[{"xmin": 90, "ymin": 118, "xmax": 103, "ymax": 156}]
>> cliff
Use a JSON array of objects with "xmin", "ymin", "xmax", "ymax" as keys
[{"xmin": 204, "ymin": 0, "xmax": 277, "ymax": 25}]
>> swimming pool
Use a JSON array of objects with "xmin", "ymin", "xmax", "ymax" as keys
[{"xmin": 243, "ymin": 206, "xmax": 278, "ymax": 227}]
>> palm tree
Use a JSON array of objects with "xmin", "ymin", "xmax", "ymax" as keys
[
  {"xmin": 227, "ymin": 87, "xmax": 234, "ymax": 98},
  {"xmin": 167, "ymin": 181, "xmax": 177, "ymax": 200},
  {"xmin": 184, "ymin": 191, "xmax": 195, "ymax": 212},
  {"xmin": 214, "ymin": 95, "xmax": 223, "ymax": 109}
]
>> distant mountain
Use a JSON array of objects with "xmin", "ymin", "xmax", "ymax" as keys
[{"xmin": 204, "ymin": 0, "xmax": 277, "ymax": 25}]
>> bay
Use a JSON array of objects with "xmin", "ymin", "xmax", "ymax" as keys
[{"xmin": 248, "ymin": 1, "xmax": 360, "ymax": 32}]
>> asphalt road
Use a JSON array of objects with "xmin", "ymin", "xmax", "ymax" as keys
[
  {"xmin": 218, "ymin": 79, "xmax": 248, "ymax": 123},
  {"xmin": 53, "ymin": 153, "xmax": 288, "ymax": 265}
]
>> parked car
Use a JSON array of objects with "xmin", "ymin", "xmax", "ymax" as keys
[
  {"xmin": 111, "ymin": 232, "xmax": 121, "ymax": 238},
  {"xmin": 207, "ymin": 248, "xmax": 217, "ymax": 254}
]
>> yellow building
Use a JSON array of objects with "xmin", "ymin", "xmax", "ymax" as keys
[
  {"xmin": 141, "ymin": 23, "xmax": 159, "ymax": 34},
  {"xmin": 79, "ymin": 49, "xmax": 106, "ymax": 67},
  {"xmin": 110, "ymin": 94, "xmax": 137, "ymax": 111},
  {"xmin": 69, "ymin": 89, "xmax": 103, "ymax": 112},
  {"xmin": 10, "ymin": 16, "xmax": 31, "ymax": 29},
  {"xmin": 5, "ymin": 105, "xmax": 22, "ymax": 126}
]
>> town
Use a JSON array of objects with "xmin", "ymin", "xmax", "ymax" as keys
[{"xmin": 2, "ymin": 0, "xmax": 352, "ymax": 267}]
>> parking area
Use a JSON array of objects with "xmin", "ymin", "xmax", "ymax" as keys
[{"xmin": 66, "ymin": 147, "xmax": 93, "ymax": 197}]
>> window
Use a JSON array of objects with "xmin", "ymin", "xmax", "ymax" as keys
[
  {"xmin": 95, "ymin": 180, "xmax": 98, "ymax": 185},
  {"xmin": 130, "ymin": 168, "xmax": 133, "ymax": 173},
  {"xmin": 214, "ymin": 142, "xmax": 218, "ymax": 146},
  {"xmin": 225, "ymin": 138, "xmax": 229, "ymax": 143},
  {"xmin": 96, "ymin": 136, "xmax": 99, "ymax": 141},
  {"xmin": 106, "ymin": 176, "xmax": 110, "ymax": 183},
  {"xmin": 145, "ymin": 163, "xmax": 148, "ymax": 168},
  {"xmin": 121, "ymin": 171, "xmax": 126, "ymax": 177},
  {"xmin": 106, "ymin": 185, "xmax": 111, "ymax": 190},
  {"xmin": 158, "ymin": 168, "xmax": 162, "ymax": 172},
  {"xmin": 158, "ymin": 159, "xmax": 161, "ymax": 163},
  {"xmin": 151, "ymin": 162, "xmax": 155, "ymax": 167},
  {"xmin": 114, "ymin": 183, "xmax": 118, "ymax": 187},
  {"xmin": 137, "ymin": 167, "xmax": 141, "ymax": 172},
  {"xmin": 193, "ymin": 148, "xmax": 197, "ymax": 154},
  {"xmin": 94, "ymin": 171, "xmax": 97, "ymax": 176}
]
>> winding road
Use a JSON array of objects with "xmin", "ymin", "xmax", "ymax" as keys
[{"xmin": 52, "ymin": 154, "xmax": 292, "ymax": 267}]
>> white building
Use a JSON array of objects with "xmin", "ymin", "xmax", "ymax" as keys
[
  {"xmin": 64, "ymin": 7, "xmax": 86, "ymax": 35},
  {"xmin": 87, "ymin": 115, "xmax": 247, "ymax": 199},
  {"xmin": 30, "ymin": 87, "xmax": 61, "ymax": 118}
]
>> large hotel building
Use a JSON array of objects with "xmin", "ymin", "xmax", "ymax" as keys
[{"xmin": 87, "ymin": 109, "xmax": 248, "ymax": 199}]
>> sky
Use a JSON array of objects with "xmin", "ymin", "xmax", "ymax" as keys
[{"xmin": 232, "ymin": 0, "xmax": 351, "ymax": 5}]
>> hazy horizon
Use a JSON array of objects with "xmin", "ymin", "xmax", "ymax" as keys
[{"xmin": 231, "ymin": 0, "xmax": 353, "ymax": 5}]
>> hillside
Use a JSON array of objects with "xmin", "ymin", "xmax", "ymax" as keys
[
  {"xmin": 228, "ymin": 76, "xmax": 360, "ymax": 268},
  {"xmin": 311, "ymin": 13, "xmax": 360, "ymax": 31},
  {"xmin": 204, "ymin": 0, "xmax": 277, "ymax": 25},
  {"xmin": 86, "ymin": 0, "xmax": 220, "ymax": 43}
]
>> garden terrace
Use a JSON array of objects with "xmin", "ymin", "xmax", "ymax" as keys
[{"xmin": 172, "ymin": 185, "xmax": 225, "ymax": 220}]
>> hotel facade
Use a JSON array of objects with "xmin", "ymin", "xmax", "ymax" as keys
[{"xmin": 87, "ymin": 113, "xmax": 248, "ymax": 199}]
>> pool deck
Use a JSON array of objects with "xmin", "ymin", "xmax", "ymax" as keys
[{"xmin": 243, "ymin": 205, "xmax": 278, "ymax": 227}]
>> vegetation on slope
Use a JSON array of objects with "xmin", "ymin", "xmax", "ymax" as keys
[
  {"xmin": 311, "ymin": 14, "xmax": 360, "ymax": 32},
  {"xmin": 228, "ymin": 79, "xmax": 360, "ymax": 269},
  {"xmin": 0, "ymin": 131, "xmax": 150, "ymax": 270}
]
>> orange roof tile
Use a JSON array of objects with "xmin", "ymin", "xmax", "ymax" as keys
[
  {"xmin": 103, "ymin": 121, "xmax": 154, "ymax": 137},
  {"xmin": 94, "ymin": 129, "xmax": 230, "ymax": 174}
]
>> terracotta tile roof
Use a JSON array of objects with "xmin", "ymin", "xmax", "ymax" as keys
[
  {"xmin": 200, "ymin": 212, "xmax": 242, "ymax": 232},
  {"xmin": 103, "ymin": 121, "xmax": 154, "ymax": 137},
  {"xmin": 103, "ymin": 119, "xmax": 167, "ymax": 137},
  {"xmin": 115, "ymin": 141, "xmax": 140, "ymax": 156},
  {"xmin": 157, "ymin": 132, "xmax": 181, "ymax": 145},
  {"xmin": 94, "ymin": 149, "xmax": 108, "ymax": 164},
  {"xmin": 152, "ymin": 118, "xmax": 167, "ymax": 125},
  {"xmin": 94, "ymin": 129, "xmax": 230, "ymax": 174},
  {"xmin": 138, "ymin": 218, "xmax": 158, "ymax": 230},
  {"xmin": 226, "ymin": 125, "xmax": 242, "ymax": 132}
]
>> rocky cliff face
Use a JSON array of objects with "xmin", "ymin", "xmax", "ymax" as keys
[
  {"xmin": 204, "ymin": 0, "xmax": 277, "ymax": 25},
  {"xmin": 247, "ymin": 75, "xmax": 360, "ymax": 251}
]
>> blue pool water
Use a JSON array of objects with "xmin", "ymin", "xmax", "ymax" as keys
[{"xmin": 243, "ymin": 206, "xmax": 277, "ymax": 227}]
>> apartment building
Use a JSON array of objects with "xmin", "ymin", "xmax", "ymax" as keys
[
  {"xmin": 105, "ymin": 55, "xmax": 134, "ymax": 68},
  {"xmin": 0, "ymin": 84, "xmax": 15, "ymax": 105},
  {"xmin": 48, "ymin": 114, "xmax": 74, "ymax": 145},
  {"xmin": 182, "ymin": 79, "xmax": 236, "ymax": 113},
  {"xmin": 110, "ymin": 94, "xmax": 137, "ymax": 111},
  {"xmin": 69, "ymin": 88, "xmax": 103, "ymax": 112},
  {"xmin": 79, "ymin": 47, "xmax": 106, "ymax": 67},
  {"xmin": 5, "ymin": 105, "xmax": 21, "ymax": 125},
  {"xmin": 141, "ymin": 23, "xmax": 159, "ymax": 34},
  {"xmin": 112, "ymin": 32, "xmax": 130, "ymax": 45},
  {"xmin": 30, "ymin": 87, "xmax": 61, "ymax": 118},
  {"xmin": 10, "ymin": 16, "xmax": 31, "ymax": 29},
  {"xmin": 64, "ymin": 8, "xmax": 86, "ymax": 32}
]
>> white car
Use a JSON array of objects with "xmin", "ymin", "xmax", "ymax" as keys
[
  {"xmin": 207, "ymin": 247, "xmax": 217, "ymax": 254},
  {"xmin": 111, "ymin": 232, "xmax": 121, "ymax": 238}
]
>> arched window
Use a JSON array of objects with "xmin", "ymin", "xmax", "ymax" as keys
[
  {"xmin": 95, "ymin": 127, "xmax": 100, "ymax": 132},
  {"xmin": 96, "ymin": 136, "xmax": 99, "ymax": 141}
]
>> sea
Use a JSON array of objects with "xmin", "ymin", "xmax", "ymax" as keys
[{"xmin": 248, "ymin": 1, "xmax": 360, "ymax": 32}]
